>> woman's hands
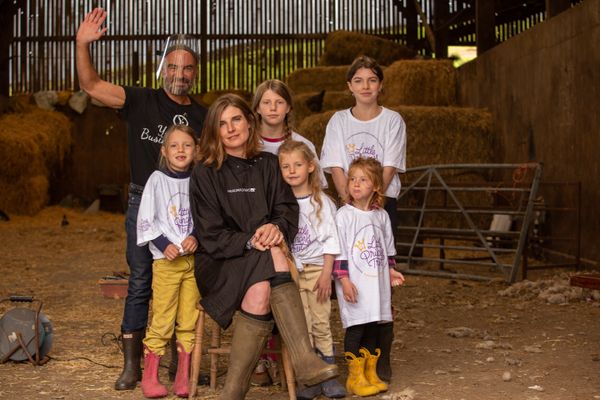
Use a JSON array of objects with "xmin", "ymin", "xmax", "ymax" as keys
[{"xmin": 250, "ymin": 223, "xmax": 283, "ymax": 251}]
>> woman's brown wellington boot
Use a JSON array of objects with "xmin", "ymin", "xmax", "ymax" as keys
[
  {"xmin": 270, "ymin": 282, "xmax": 338, "ymax": 386},
  {"xmin": 218, "ymin": 313, "xmax": 274, "ymax": 400}
]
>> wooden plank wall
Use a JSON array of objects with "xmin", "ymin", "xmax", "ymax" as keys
[{"xmin": 457, "ymin": 0, "xmax": 599, "ymax": 264}]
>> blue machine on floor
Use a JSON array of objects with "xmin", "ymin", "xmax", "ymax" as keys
[{"xmin": 0, "ymin": 296, "xmax": 53, "ymax": 365}]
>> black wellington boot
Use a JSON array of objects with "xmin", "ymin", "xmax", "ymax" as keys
[
  {"xmin": 376, "ymin": 322, "xmax": 394, "ymax": 383},
  {"xmin": 114, "ymin": 330, "xmax": 144, "ymax": 390}
]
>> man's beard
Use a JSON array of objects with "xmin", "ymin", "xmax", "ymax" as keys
[{"xmin": 164, "ymin": 76, "xmax": 192, "ymax": 96}]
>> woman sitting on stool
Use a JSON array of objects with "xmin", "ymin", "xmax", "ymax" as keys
[{"xmin": 189, "ymin": 94, "xmax": 338, "ymax": 399}]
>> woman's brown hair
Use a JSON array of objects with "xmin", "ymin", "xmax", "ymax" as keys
[
  {"xmin": 252, "ymin": 79, "xmax": 295, "ymax": 139},
  {"xmin": 347, "ymin": 157, "xmax": 386, "ymax": 209},
  {"xmin": 197, "ymin": 93, "xmax": 261, "ymax": 169}
]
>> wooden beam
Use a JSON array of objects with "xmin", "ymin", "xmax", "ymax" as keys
[
  {"xmin": 413, "ymin": 0, "xmax": 436, "ymax": 53},
  {"xmin": 476, "ymin": 0, "xmax": 496, "ymax": 54},
  {"xmin": 434, "ymin": 0, "xmax": 449, "ymax": 58},
  {"xmin": 200, "ymin": 0, "xmax": 207, "ymax": 93},
  {"xmin": 404, "ymin": 0, "xmax": 419, "ymax": 51},
  {"xmin": 546, "ymin": 0, "xmax": 571, "ymax": 17},
  {"xmin": 0, "ymin": 1, "xmax": 17, "ymax": 96}
]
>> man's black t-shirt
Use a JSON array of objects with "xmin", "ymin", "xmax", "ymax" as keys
[{"xmin": 119, "ymin": 86, "xmax": 207, "ymax": 186}]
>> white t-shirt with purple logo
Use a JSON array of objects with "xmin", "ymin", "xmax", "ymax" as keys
[
  {"xmin": 334, "ymin": 204, "xmax": 396, "ymax": 328},
  {"xmin": 292, "ymin": 195, "xmax": 340, "ymax": 271},
  {"xmin": 320, "ymin": 107, "xmax": 406, "ymax": 198},
  {"xmin": 137, "ymin": 170, "xmax": 194, "ymax": 260}
]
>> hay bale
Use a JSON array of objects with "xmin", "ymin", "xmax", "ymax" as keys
[
  {"xmin": 0, "ymin": 108, "xmax": 71, "ymax": 214},
  {"xmin": 57, "ymin": 91, "xmax": 72, "ymax": 106},
  {"xmin": 0, "ymin": 175, "xmax": 49, "ymax": 215},
  {"xmin": 286, "ymin": 66, "xmax": 349, "ymax": 95},
  {"xmin": 0, "ymin": 128, "xmax": 45, "ymax": 179},
  {"xmin": 193, "ymin": 89, "xmax": 253, "ymax": 108},
  {"xmin": 319, "ymin": 30, "xmax": 416, "ymax": 66},
  {"xmin": 293, "ymin": 90, "xmax": 354, "ymax": 128},
  {"xmin": 380, "ymin": 60, "xmax": 457, "ymax": 107},
  {"xmin": 8, "ymin": 94, "xmax": 34, "ymax": 112},
  {"xmin": 323, "ymin": 90, "xmax": 355, "ymax": 111},
  {"xmin": 296, "ymin": 106, "xmax": 494, "ymax": 167},
  {"xmin": 292, "ymin": 93, "xmax": 316, "ymax": 127},
  {"xmin": 399, "ymin": 105, "xmax": 493, "ymax": 167},
  {"xmin": 0, "ymin": 108, "xmax": 72, "ymax": 176},
  {"xmin": 296, "ymin": 110, "xmax": 336, "ymax": 156}
]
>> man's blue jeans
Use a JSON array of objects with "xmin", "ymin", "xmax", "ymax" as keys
[{"xmin": 121, "ymin": 184, "xmax": 153, "ymax": 332}]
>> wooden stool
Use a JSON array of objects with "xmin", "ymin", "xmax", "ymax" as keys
[{"xmin": 188, "ymin": 304, "xmax": 297, "ymax": 399}]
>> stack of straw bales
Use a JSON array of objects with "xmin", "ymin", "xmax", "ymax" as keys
[
  {"xmin": 319, "ymin": 30, "xmax": 416, "ymax": 66},
  {"xmin": 289, "ymin": 59, "xmax": 457, "ymax": 128},
  {"xmin": 293, "ymin": 91, "xmax": 354, "ymax": 126},
  {"xmin": 380, "ymin": 60, "xmax": 457, "ymax": 106},
  {"xmin": 286, "ymin": 66, "xmax": 350, "ymax": 95},
  {"xmin": 285, "ymin": 32, "xmax": 495, "ymax": 233},
  {"xmin": 0, "ymin": 107, "xmax": 72, "ymax": 215},
  {"xmin": 193, "ymin": 89, "xmax": 253, "ymax": 108},
  {"xmin": 297, "ymin": 105, "xmax": 494, "ymax": 167}
]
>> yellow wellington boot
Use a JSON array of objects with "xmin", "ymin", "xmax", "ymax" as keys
[
  {"xmin": 344, "ymin": 352, "xmax": 380, "ymax": 397},
  {"xmin": 360, "ymin": 348, "xmax": 389, "ymax": 392}
]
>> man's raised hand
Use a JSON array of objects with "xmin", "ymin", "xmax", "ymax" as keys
[{"xmin": 76, "ymin": 8, "xmax": 108, "ymax": 45}]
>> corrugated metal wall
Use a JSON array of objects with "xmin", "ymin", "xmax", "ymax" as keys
[{"xmin": 8, "ymin": 0, "xmax": 569, "ymax": 94}]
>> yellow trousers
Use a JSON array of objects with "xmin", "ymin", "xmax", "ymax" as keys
[
  {"xmin": 143, "ymin": 255, "xmax": 199, "ymax": 355},
  {"xmin": 298, "ymin": 264, "xmax": 334, "ymax": 356}
]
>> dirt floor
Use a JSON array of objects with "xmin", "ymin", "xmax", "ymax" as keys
[{"xmin": 0, "ymin": 206, "xmax": 599, "ymax": 400}]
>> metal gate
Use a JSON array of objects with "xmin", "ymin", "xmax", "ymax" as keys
[{"xmin": 395, "ymin": 163, "xmax": 543, "ymax": 283}]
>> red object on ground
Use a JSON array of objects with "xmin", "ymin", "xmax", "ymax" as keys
[
  {"xmin": 569, "ymin": 274, "xmax": 600, "ymax": 290},
  {"xmin": 98, "ymin": 278, "xmax": 128, "ymax": 299}
]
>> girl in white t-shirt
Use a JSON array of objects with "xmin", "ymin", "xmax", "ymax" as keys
[
  {"xmin": 320, "ymin": 56, "xmax": 406, "ymax": 382},
  {"xmin": 320, "ymin": 55, "xmax": 406, "ymax": 230},
  {"xmin": 136, "ymin": 125, "xmax": 200, "ymax": 398},
  {"xmin": 250, "ymin": 79, "xmax": 328, "ymax": 386},
  {"xmin": 278, "ymin": 139, "xmax": 346, "ymax": 399},
  {"xmin": 334, "ymin": 157, "xmax": 405, "ymax": 397},
  {"xmin": 253, "ymin": 79, "xmax": 328, "ymax": 188}
]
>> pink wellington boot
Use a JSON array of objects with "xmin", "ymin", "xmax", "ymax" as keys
[
  {"xmin": 141, "ymin": 348, "xmax": 168, "ymax": 398},
  {"xmin": 172, "ymin": 342, "xmax": 191, "ymax": 398}
]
